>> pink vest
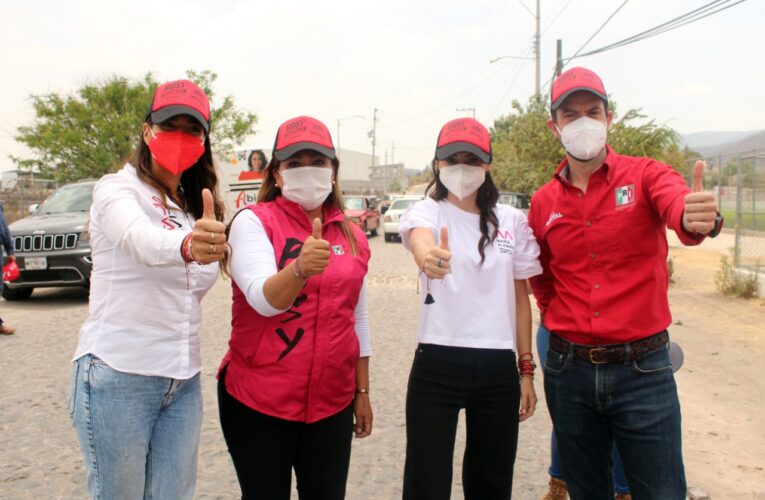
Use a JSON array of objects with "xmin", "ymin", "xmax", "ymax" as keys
[{"xmin": 219, "ymin": 196, "xmax": 370, "ymax": 423}]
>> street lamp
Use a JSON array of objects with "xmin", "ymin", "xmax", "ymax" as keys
[
  {"xmin": 336, "ymin": 115, "xmax": 365, "ymax": 151},
  {"xmin": 489, "ymin": 55, "xmax": 536, "ymax": 63}
]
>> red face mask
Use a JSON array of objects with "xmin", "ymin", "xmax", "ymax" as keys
[{"xmin": 148, "ymin": 129, "xmax": 206, "ymax": 175}]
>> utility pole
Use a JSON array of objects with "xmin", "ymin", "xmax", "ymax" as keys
[
  {"xmin": 534, "ymin": 0, "xmax": 541, "ymax": 95},
  {"xmin": 456, "ymin": 107, "xmax": 476, "ymax": 119},
  {"xmin": 555, "ymin": 39, "xmax": 563, "ymax": 76},
  {"xmin": 368, "ymin": 108, "xmax": 380, "ymax": 191},
  {"xmin": 391, "ymin": 142, "xmax": 395, "ymax": 164}
]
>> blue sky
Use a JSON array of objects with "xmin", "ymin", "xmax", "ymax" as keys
[{"xmin": 1, "ymin": 0, "xmax": 761, "ymax": 172}]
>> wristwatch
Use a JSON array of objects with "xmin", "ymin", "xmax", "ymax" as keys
[{"xmin": 708, "ymin": 211, "xmax": 724, "ymax": 238}]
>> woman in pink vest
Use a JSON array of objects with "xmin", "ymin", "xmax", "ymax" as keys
[{"xmin": 218, "ymin": 116, "xmax": 373, "ymax": 500}]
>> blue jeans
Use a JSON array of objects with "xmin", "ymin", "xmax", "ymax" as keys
[
  {"xmin": 536, "ymin": 325, "xmax": 629, "ymax": 494},
  {"xmin": 543, "ymin": 331, "xmax": 686, "ymax": 500},
  {"xmin": 69, "ymin": 354, "xmax": 203, "ymax": 499}
]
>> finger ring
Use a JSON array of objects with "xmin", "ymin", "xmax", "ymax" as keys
[
  {"xmin": 210, "ymin": 244, "xmax": 215, "ymax": 253},
  {"xmin": 210, "ymin": 232, "xmax": 215, "ymax": 243},
  {"xmin": 437, "ymin": 258, "xmax": 443, "ymax": 268}
]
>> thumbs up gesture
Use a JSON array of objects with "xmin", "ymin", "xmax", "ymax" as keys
[
  {"xmin": 297, "ymin": 218, "xmax": 330, "ymax": 277},
  {"xmin": 682, "ymin": 160, "xmax": 718, "ymax": 235},
  {"xmin": 423, "ymin": 226, "xmax": 451, "ymax": 279},
  {"xmin": 191, "ymin": 188, "xmax": 227, "ymax": 264}
]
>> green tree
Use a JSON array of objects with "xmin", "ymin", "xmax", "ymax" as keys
[
  {"xmin": 14, "ymin": 70, "xmax": 257, "ymax": 183},
  {"xmin": 491, "ymin": 95, "xmax": 691, "ymax": 194},
  {"xmin": 491, "ymin": 95, "xmax": 563, "ymax": 195}
]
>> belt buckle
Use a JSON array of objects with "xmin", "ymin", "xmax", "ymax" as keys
[{"xmin": 588, "ymin": 347, "xmax": 608, "ymax": 364}]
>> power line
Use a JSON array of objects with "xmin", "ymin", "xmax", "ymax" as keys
[
  {"xmin": 541, "ymin": 0, "xmax": 748, "ymax": 95},
  {"xmin": 542, "ymin": 0, "xmax": 576, "ymax": 34},
  {"xmin": 567, "ymin": 0, "xmax": 631, "ymax": 62},
  {"xmin": 574, "ymin": 0, "xmax": 747, "ymax": 59},
  {"xmin": 492, "ymin": 45, "xmax": 536, "ymax": 115},
  {"xmin": 377, "ymin": 60, "xmax": 522, "ymax": 129}
]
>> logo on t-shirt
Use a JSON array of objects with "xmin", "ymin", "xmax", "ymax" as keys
[
  {"xmin": 545, "ymin": 212, "xmax": 563, "ymax": 228},
  {"xmin": 332, "ymin": 245, "xmax": 345, "ymax": 255},
  {"xmin": 494, "ymin": 229, "xmax": 515, "ymax": 255},
  {"xmin": 615, "ymin": 184, "xmax": 635, "ymax": 207}
]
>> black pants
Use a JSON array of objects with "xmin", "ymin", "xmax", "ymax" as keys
[
  {"xmin": 218, "ymin": 367, "xmax": 354, "ymax": 500},
  {"xmin": 403, "ymin": 343, "xmax": 521, "ymax": 500}
]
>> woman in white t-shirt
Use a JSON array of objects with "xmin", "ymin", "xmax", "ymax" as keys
[
  {"xmin": 69, "ymin": 79, "xmax": 227, "ymax": 499},
  {"xmin": 398, "ymin": 117, "xmax": 542, "ymax": 500}
]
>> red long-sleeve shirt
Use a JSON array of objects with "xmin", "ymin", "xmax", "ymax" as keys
[{"xmin": 528, "ymin": 146, "xmax": 704, "ymax": 344}]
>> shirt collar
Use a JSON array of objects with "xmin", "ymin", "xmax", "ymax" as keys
[{"xmin": 554, "ymin": 145, "xmax": 616, "ymax": 185}]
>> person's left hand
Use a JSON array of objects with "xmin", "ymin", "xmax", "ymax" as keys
[
  {"xmin": 8, "ymin": 256, "xmax": 15, "ymax": 263},
  {"xmin": 683, "ymin": 160, "xmax": 718, "ymax": 235},
  {"xmin": 353, "ymin": 394, "xmax": 373, "ymax": 438},
  {"xmin": 519, "ymin": 377, "xmax": 537, "ymax": 422}
]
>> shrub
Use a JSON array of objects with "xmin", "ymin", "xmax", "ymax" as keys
[{"xmin": 715, "ymin": 256, "xmax": 759, "ymax": 298}]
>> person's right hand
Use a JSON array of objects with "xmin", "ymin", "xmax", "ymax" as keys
[
  {"xmin": 298, "ymin": 218, "xmax": 330, "ymax": 277},
  {"xmin": 422, "ymin": 226, "xmax": 451, "ymax": 280},
  {"xmin": 191, "ymin": 189, "xmax": 227, "ymax": 264}
]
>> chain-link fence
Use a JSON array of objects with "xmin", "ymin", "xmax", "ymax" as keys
[
  {"xmin": 690, "ymin": 148, "xmax": 765, "ymax": 271},
  {"xmin": 0, "ymin": 178, "xmax": 59, "ymax": 224}
]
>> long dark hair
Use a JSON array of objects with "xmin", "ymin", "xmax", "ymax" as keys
[
  {"xmin": 129, "ymin": 118, "xmax": 224, "ymax": 222},
  {"xmin": 258, "ymin": 154, "xmax": 359, "ymax": 255},
  {"xmin": 425, "ymin": 159, "xmax": 498, "ymax": 264}
]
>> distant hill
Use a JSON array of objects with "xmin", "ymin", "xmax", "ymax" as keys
[{"xmin": 680, "ymin": 130, "xmax": 765, "ymax": 158}]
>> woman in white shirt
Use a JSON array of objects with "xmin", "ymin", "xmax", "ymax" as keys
[
  {"xmin": 398, "ymin": 118, "xmax": 542, "ymax": 500},
  {"xmin": 68, "ymin": 79, "xmax": 227, "ymax": 499}
]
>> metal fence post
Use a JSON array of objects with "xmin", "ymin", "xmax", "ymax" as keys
[{"xmin": 735, "ymin": 155, "xmax": 742, "ymax": 268}]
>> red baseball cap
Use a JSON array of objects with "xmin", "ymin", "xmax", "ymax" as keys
[
  {"xmin": 147, "ymin": 79, "xmax": 211, "ymax": 132},
  {"xmin": 435, "ymin": 118, "xmax": 492, "ymax": 163},
  {"xmin": 550, "ymin": 67, "xmax": 608, "ymax": 112},
  {"xmin": 273, "ymin": 116, "xmax": 335, "ymax": 161}
]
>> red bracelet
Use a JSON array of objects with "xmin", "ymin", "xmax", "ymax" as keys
[{"xmin": 181, "ymin": 234, "xmax": 194, "ymax": 263}]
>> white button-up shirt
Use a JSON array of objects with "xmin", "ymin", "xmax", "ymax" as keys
[{"xmin": 74, "ymin": 164, "xmax": 219, "ymax": 379}]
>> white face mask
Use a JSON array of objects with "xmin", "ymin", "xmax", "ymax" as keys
[
  {"xmin": 438, "ymin": 164, "xmax": 486, "ymax": 201},
  {"xmin": 556, "ymin": 116, "xmax": 607, "ymax": 161},
  {"xmin": 280, "ymin": 167, "xmax": 333, "ymax": 211}
]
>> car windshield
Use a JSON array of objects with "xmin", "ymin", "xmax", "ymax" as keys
[
  {"xmin": 37, "ymin": 183, "xmax": 94, "ymax": 214},
  {"xmin": 389, "ymin": 198, "xmax": 419, "ymax": 211},
  {"xmin": 345, "ymin": 197, "xmax": 366, "ymax": 210}
]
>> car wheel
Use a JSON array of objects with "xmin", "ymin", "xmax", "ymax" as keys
[
  {"xmin": 370, "ymin": 227, "xmax": 378, "ymax": 237},
  {"xmin": 384, "ymin": 233, "xmax": 393, "ymax": 242},
  {"xmin": 2, "ymin": 287, "xmax": 33, "ymax": 301}
]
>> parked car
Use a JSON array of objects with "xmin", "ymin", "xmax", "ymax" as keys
[
  {"xmin": 344, "ymin": 196, "xmax": 380, "ymax": 236},
  {"xmin": 498, "ymin": 191, "xmax": 530, "ymax": 214},
  {"xmin": 383, "ymin": 196, "xmax": 423, "ymax": 242},
  {"xmin": 5, "ymin": 180, "xmax": 95, "ymax": 300}
]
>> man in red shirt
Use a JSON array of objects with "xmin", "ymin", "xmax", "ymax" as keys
[{"xmin": 528, "ymin": 67, "xmax": 722, "ymax": 500}]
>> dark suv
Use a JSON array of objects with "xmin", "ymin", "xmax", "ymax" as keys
[{"xmin": 6, "ymin": 180, "xmax": 95, "ymax": 300}]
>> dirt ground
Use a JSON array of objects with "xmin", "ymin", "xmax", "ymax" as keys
[
  {"xmin": 0, "ymin": 235, "xmax": 763, "ymax": 499},
  {"xmin": 664, "ymin": 245, "xmax": 765, "ymax": 499}
]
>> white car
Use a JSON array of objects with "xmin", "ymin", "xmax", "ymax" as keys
[{"xmin": 383, "ymin": 196, "xmax": 423, "ymax": 242}]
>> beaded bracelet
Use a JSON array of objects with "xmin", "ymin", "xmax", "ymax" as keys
[{"xmin": 292, "ymin": 256, "xmax": 309, "ymax": 280}]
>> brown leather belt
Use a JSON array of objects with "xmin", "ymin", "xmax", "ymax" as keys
[{"xmin": 548, "ymin": 331, "xmax": 669, "ymax": 365}]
